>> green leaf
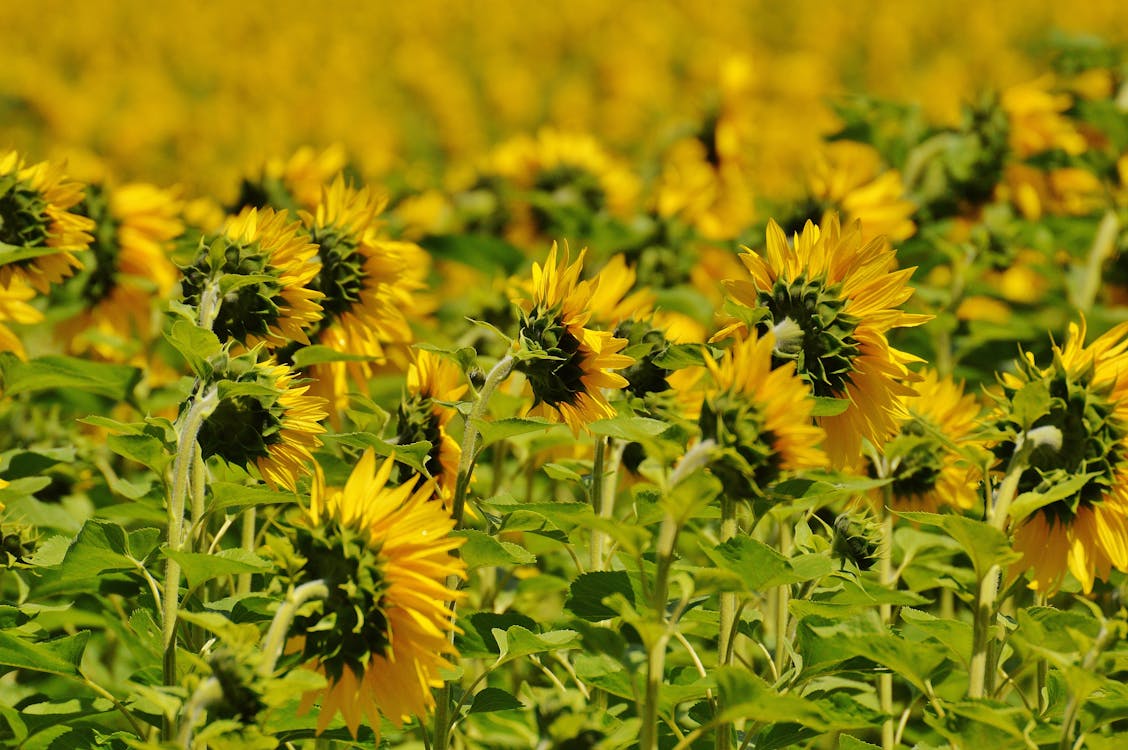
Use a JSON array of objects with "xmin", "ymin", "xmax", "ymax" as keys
[
  {"xmin": 324, "ymin": 432, "xmax": 433, "ymax": 477},
  {"xmin": 0, "ymin": 353, "xmax": 140, "ymax": 400},
  {"xmin": 451, "ymin": 529, "xmax": 536, "ymax": 568},
  {"xmin": 702, "ymin": 536, "xmax": 791, "ymax": 593},
  {"xmin": 164, "ymin": 319, "xmax": 222, "ymax": 377},
  {"xmin": 0, "ymin": 447, "xmax": 75, "ymax": 478},
  {"xmin": 209, "ymin": 481, "xmax": 296, "ymax": 514},
  {"xmin": 420, "ymin": 233, "xmax": 526, "ymax": 273},
  {"xmin": 164, "ymin": 548, "xmax": 272, "ymax": 589},
  {"xmin": 474, "ymin": 417, "xmax": 562, "ymax": 448},
  {"xmin": 1009, "ymin": 472, "xmax": 1098, "ymax": 524},
  {"xmin": 715, "ymin": 668, "xmax": 829, "ymax": 729},
  {"xmin": 0, "ymin": 631, "xmax": 90, "ymax": 677},
  {"xmin": 467, "ymin": 687, "xmax": 524, "ymax": 714},
  {"xmin": 495, "ymin": 626, "xmax": 581, "ymax": 663},
  {"xmin": 811, "ymin": 397, "xmax": 851, "ymax": 417},
  {"xmin": 0, "ymin": 242, "xmax": 75, "ymax": 264},
  {"xmin": 839, "ymin": 736, "xmax": 882, "ymax": 750},
  {"xmin": 896, "ymin": 511, "xmax": 1019, "ymax": 580},
  {"xmin": 290, "ymin": 345, "xmax": 380, "ymax": 368},
  {"xmin": 587, "ymin": 416, "xmax": 670, "ymax": 442},
  {"xmin": 106, "ymin": 433, "xmax": 170, "ymax": 474},
  {"xmin": 567, "ymin": 571, "xmax": 637, "ymax": 621},
  {"xmin": 899, "ymin": 607, "xmax": 974, "ymax": 666},
  {"xmin": 59, "ymin": 521, "xmax": 159, "ymax": 577},
  {"xmin": 1012, "ymin": 378, "xmax": 1051, "ymax": 430}
]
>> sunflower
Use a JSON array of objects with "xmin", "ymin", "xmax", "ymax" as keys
[
  {"xmin": 868, "ymin": 369, "xmax": 982, "ymax": 513},
  {"xmin": 0, "ymin": 151, "xmax": 94, "ymax": 293},
  {"xmin": 395, "ymin": 349, "xmax": 468, "ymax": 502},
  {"xmin": 1001, "ymin": 76, "xmax": 1087, "ymax": 160},
  {"xmin": 993, "ymin": 320, "xmax": 1128, "ymax": 593},
  {"xmin": 293, "ymin": 448, "xmax": 465, "ymax": 738},
  {"xmin": 180, "ymin": 207, "xmax": 323, "ymax": 349},
  {"xmin": 298, "ymin": 178, "xmax": 421, "ymax": 416},
  {"xmin": 232, "ymin": 144, "xmax": 348, "ymax": 214},
  {"xmin": 721, "ymin": 214, "xmax": 929, "ymax": 467},
  {"xmin": 784, "ymin": 141, "xmax": 916, "ymax": 243},
  {"xmin": 196, "ymin": 352, "xmax": 327, "ymax": 491},
  {"xmin": 0, "ymin": 278, "xmax": 42, "ymax": 359},
  {"xmin": 514, "ymin": 243, "xmax": 634, "ymax": 435},
  {"xmin": 697, "ymin": 331, "xmax": 827, "ymax": 499},
  {"xmin": 57, "ymin": 182, "xmax": 183, "ymax": 359}
]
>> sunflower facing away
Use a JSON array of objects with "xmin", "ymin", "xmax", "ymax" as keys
[
  {"xmin": 196, "ymin": 352, "xmax": 327, "ymax": 491},
  {"xmin": 868, "ymin": 369, "xmax": 982, "ymax": 513},
  {"xmin": 180, "ymin": 207, "xmax": 323, "ymax": 349},
  {"xmin": 395, "ymin": 349, "xmax": 468, "ymax": 503},
  {"xmin": 292, "ymin": 449, "xmax": 465, "ymax": 738},
  {"xmin": 298, "ymin": 178, "xmax": 421, "ymax": 416},
  {"xmin": 0, "ymin": 278, "xmax": 42, "ymax": 359},
  {"xmin": 57, "ymin": 182, "xmax": 184, "ymax": 359},
  {"xmin": 0, "ymin": 151, "xmax": 95, "ymax": 293},
  {"xmin": 993, "ymin": 320, "xmax": 1128, "ymax": 593},
  {"xmin": 697, "ymin": 331, "xmax": 827, "ymax": 499},
  {"xmin": 515, "ymin": 243, "xmax": 634, "ymax": 435},
  {"xmin": 722, "ymin": 214, "xmax": 929, "ymax": 467}
]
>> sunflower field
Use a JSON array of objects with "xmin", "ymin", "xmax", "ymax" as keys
[{"xmin": 3, "ymin": 1, "xmax": 1128, "ymax": 749}]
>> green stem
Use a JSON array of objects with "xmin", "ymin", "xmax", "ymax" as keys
[
  {"xmin": 1076, "ymin": 210, "xmax": 1121, "ymax": 314},
  {"xmin": 162, "ymin": 385, "xmax": 218, "ymax": 742},
  {"xmin": 259, "ymin": 579, "xmax": 330, "ymax": 675},
  {"xmin": 177, "ymin": 676, "xmax": 223, "ymax": 749},
  {"xmin": 716, "ymin": 496, "xmax": 739, "ymax": 750},
  {"xmin": 590, "ymin": 436, "xmax": 609, "ymax": 571},
  {"xmin": 641, "ymin": 515, "xmax": 679, "ymax": 750},
  {"xmin": 1059, "ymin": 621, "xmax": 1117, "ymax": 750},
  {"xmin": 879, "ymin": 503, "xmax": 895, "ymax": 750},
  {"xmin": 238, "ymin": 507, "xmax": 256, "ymax": 595},
  {"xmin": 774, "ymin": 515, "xmax": 792, "ymax": 677}
]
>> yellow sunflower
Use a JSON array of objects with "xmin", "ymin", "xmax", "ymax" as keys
[
  {"xmin": 697, "ymin": 331, "xmax": 827, "ymax": 498},
  {"xmin": 803, "ymin": 141, "xmax": 916, "ymax": 243},
  {"xmin": 299, "ymin": 177, "xmax": 422, "ymax": 416},
  {"xmin": 57, "ymin": 182, "xmax": 184, "ymax": 359},
  {"xmin": 514, "ymin": 243, "xmax": 634, "ymax": 435},
  {"xmin": 181, "ymin": 207, "xmax": 323, "ymax": 349},
  {"xmin": 0, "ymin": 151, "xmax": 94, "ymax": 293},
  {"xmin": 294, "ymin": 449, "xmax": 465, "ymax": 738},
  {"xmin": 995, "ymin": 320, "xmax": 1128, "ymax": 593},
  {"xmin": 869, "ymin": 369, "xmax": 982, "ymax": 513},
  {"xmin": 233, "ymin": 144, "xmax": 348, "ymax": 214},
  {"xmin": 196, "ymin": 353, "xmax": 327, "ymax": 492},
  {"xmin": 0, "ymin": 278, "xmax": 42, "ymax": 359},
  {"xmin": 722, "ymin": 214, "xmax": 929, "ymax": 467},
  {"xmin": 1001, "ymin": 76, "xmax": 1087, "ymax": 160},
  {"xmin": 396, "ymin": 349, "xmax": 468, "ymax": 503}
]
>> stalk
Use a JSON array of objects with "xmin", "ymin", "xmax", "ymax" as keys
[
  {"xmin": 641, "ymin": 515, "xmax": 678, "ymax": 750},
  {"xmin": 878, "ymin": 500, "xmax": 895, "ymax": 750},
  {"xmin": 1059, "ymin": 622, "xmax": 1117, "ymax": 750},
  {"xmin": 715, "ymin": 495, "xmax": 739, "ymax": 750},
  {"xmin": 774, "ymin": 515, "xmax": 792, "ymax": 676},
  {"xmin": 590, "ymin": 436, "xmax": 608, "ymax": 570}
]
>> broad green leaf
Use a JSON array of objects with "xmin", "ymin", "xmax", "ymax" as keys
[
  {"xmin": 899, "ymin": 607, "xmax": 973, "ymax": 666},
  {"xmin": 1009, "ymin": 472, "xmax": 1097, "ymax": 523},
  {"xmin": 897, "ymin": 511, "xmax": 1019, "ymax": 579},
  {"xmin": 1011, "ymin": 378, "xmax": 1051, "ymax": 430},
  {"xmin": 702, "ymin": 536, "xmax": 790, "ymax": 593},
  {"xmin": 164, "ymin": 319, "xmax": 222, "ymax": 377},
  {"xmin": 811, "ymin": 397, "xmax": 851, "ymax": 417},
  {"xmin": 474, "ymin": 417, "xmax": 562, "ymax": 448},
  {"xmin": 839, "ymin": 736, "xmax": 881, "ymax": 750},
  {"xmin": 420, "ymin": 233, "xmax": 525, "ymax": 273},
  {"xmin": 290, "ymin": 345, "xmax": 380, "ymax": 368},
  {"xmin": 451, "ymin": 529, "xmax": 536, "ymax": 568},
  {"xmin": 587, "ymin": 416, "xmax": 669, "ymax": 442},
  {"xmin": 209, "ymin": 481, "xmax": 296, "ymax": 513},
  {"xmin": 107, "ymin": 433, "xmax": 170, "ymax": 474},
  {"xmin": 495, "ymin": 626, "xmax": 581, "ymax": 663},
  {"xmin": 324, "ymin": 432, "xmax": 432, "ymax": 476},
  {"xmin": 0, "ymin": 631, "xmax": 90, "ymax": 677},
  {"xmin": 567, "ymin": 571, "xmax": 637, "ymax": 621},
  {"xmin": 461, "ymin": 612, "xmax": 538, "ymax": 656},
  {"xmin": 467, "ymin": 687, "xmax": 524, "ymax": 714},
  {"xmin": 59, "ymin": 520, "xmax": 159, "ymax": 577},
  {"xmin": 715, "ymin": 668, "xmax": 828, "ymax": 729},
  {"xmin": 542, "ymin": 461, "xmax": 584, "ymax": 482},
  {"xmin": 164, "ymin": 547, "xmax": 272, "ymax": 589},
  {"xmin": 0, "ymin": 353, "xmax": 140, "ymax": 400},
  {"xmin": 850, "ymin": 632, "xmax": 949, "ymax": 693},
  {"xmin": 0, "ymin": 447, "xmax": 75, "ymax": 477},
  {"xmin": 0, "ymin": 242, "xmax": 74, "ymax": 264}
]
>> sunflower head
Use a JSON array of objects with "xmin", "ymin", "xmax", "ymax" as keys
[
  {"xmin": 180, "ymin": 207, "xmax": 323, "ymax": 349},
  {"xmin": 232, "ymin": 145, "xmax": 349, "ymax": 214},
  {"xmin": 0, "ymin": 151, "xmax": 94, "ymax": 293},
  {"xmin": 697, "ymin": 332, "xmax": 826, "ymax": 500},
  {"xmin": 868, "ymin": 370, "xmax": 983, "ymax": 513},
  {"xmin": 395, "ymin": 350, "xmax": 468, "ymax": 499},
  {"xmin": 723, "ymin": 214, "xmax": 928, "ymax": 467},
  {"xmin": 195, "ymin": 350, "xmax": 327, "ymax": 491},
  {"xmin": 289, "ymin": 449, "xmax": 465, "ymax": 737},
  {"xmin": 514, "ymin": 243, "xmax": 634, "ymax": 435},
  {"xmin": 991, "ymin": 320, "xmax": 1128, "ymax": 592}
]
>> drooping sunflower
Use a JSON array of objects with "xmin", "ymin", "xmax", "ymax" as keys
[
  {"xmin": 515, "ymin": 243, "xmax": 634, "ymax": 435},
  {"xmin": 180, "ymin": 207, "xmax": 323, "ymax": 349},
  {"xmin": 196, "ymin": 352, "xmax": 327, "ymax": 492},
  {"xmin": 395, "ymin": 349, "xmax": 468, "ymax": 503},
  {"xmin": 0, "ymin": 151, "xmax": 94, "ymax": 293},
  {"xmin": 783, "ymin": 141, "xmax": 916, "ymax": 243},
  {"xmin": 993, "ymin": 320, "xmax": 1128, "ymax": 593},
  {"xmin": 722, "ymin": 215, "xmax": 929, "ymax": 467},
  {"xmin": 57, "ymin": 182, "xmax": 184, "ymax": 359},
  {"xmin": 298, "ymin": 178, "xmax": 422, "ymax": 416},
  {"xmin": 0, "ymin": 278, "xmax": 42, "ymax": 359},
  {"xmin": 868, "ymin": 369, "xmax": 982, "ymax": 513},
  {"xmin": 697, "ymin": 331, "xmax": 827, "ymax": 499},
  {"xmin": 293, "ymin": 449, "xmax": 465, "ymax": 738}
]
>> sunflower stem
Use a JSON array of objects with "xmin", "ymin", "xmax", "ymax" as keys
[
  {"xmin": 1059, "ymin": 621, "xmax": 1117, "ymax": 750},
  {"xmin": 176, "ymin": 676, "xmax": 223, "ymax": 749},
  {"xmin": 1035, "ymin": 590, "xmax": 1049, "ymax": 714},
  {"xmin": 259, "ymin": 579, "xmax": 329, "ymax": 675},
  {"xmin": 879, "ymin": 498, "xmax": 896, "ymax": 750},
  {"xmin": 1076, "ymin": 210, "xmax": 1120, "ymax": 314},
  {"xmin": 162, "ymin": 384, "xmax": 218, "ymax": 742},
  {"xmin": 642, "ymin": 514, "xmax": 679, "ymax": 750},
  {"xmin": 774, "ymin": 513, "xmax": 792, "ymax": 677},
  {"xmin": 238, "ymin": 507, "xmax": 255, "ymax": 595},
  {"xmin": 715, "ymin": 495, "xmax": 739, "ymax": 750},
  {"xmin": 968, "ymin": 450, "xmax": 1027, "ymax": 700}
]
